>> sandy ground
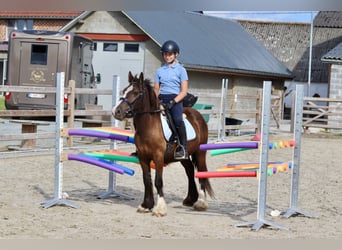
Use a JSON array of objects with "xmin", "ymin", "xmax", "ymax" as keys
[{"xmin": 0, "ymin": 124, "xmax": 341, "ymax": 239}]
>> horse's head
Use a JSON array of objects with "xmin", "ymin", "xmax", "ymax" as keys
[{"xmin": 113, "ymin": 71, "xmax": 154, "ymax": 121}]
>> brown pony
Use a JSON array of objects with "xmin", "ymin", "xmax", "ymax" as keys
[{"xmin": 113, "ymin": 72, "xmax": 214, "ymax": 217}]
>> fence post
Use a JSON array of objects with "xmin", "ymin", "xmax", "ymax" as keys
[
  {"xmin": 255, "ymin": 89, "xmax": 262, "ymax": 134},
  {"xmin": 67, "ymin": 80, "xmax": 75, "ymax": 147}
]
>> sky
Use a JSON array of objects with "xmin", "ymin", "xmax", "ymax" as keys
[{"xmin": 204, "ymin": 11, "xmax": 319, "ymax": 23}]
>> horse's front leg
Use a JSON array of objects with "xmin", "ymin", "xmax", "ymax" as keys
[
  {"xmin": 152, "ymin": 162, "xmax": 167, "ymax": 217},
  {"xmin": 137, "ymin": 160, "xmax": 154, "ymax": 213}
]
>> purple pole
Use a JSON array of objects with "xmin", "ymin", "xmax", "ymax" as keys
[
  {"xmin": 68, "ymin": 154, "xmax": 125, "ymax": 174},
  {"xmin": 200, "ymin": 141, "xmax": 259, "ymax": 151},
  {"xmin": 96, "ymin": 158, "xmax": 135, "ymax": 176},
  {"xmin": 68, "ymin": 129, "xmax": 131, "ymax": 142}
]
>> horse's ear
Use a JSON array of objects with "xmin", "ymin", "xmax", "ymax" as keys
[
  {"xmin": 139, "ymin": 72, "xmax": 144, "ymax": 83},
  {"xmin": 137, "ymin": 72, "xmax": 144, "ymax": 89},
  {"xmin": 128, "ymin": 71, "xmax": 134, "ymax": 82}
]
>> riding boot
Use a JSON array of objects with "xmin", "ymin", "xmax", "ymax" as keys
[{"xmin": 174, "ymin": 123, "xmax": 188, "ymax": 160}]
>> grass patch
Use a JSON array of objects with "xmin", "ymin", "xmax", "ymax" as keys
[{"xmin": 0, "ymin": 95, "xmax": 5, "ymax": 110}]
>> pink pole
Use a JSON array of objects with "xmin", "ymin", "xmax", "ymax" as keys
[{"xmin": 195, "ymin": 171, "xmax": 257, "ymax": 178}]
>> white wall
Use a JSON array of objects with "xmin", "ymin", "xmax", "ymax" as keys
[{"xmin": 284, "ymin": 81, "xmax": 328, "ymax": 108}]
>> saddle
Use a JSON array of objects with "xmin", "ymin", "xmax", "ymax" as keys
[
  {"xmin": 160, "ymin": 109, "xmax": 196, "ymax": 142},
  {"xmin": 160, "ymin": 92, "xmax": 197, "ymax": 142}
]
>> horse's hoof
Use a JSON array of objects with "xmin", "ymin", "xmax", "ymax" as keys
[
  {"xmin": 152, "ymin": 209, "xmax": 167, "ymax": 217},
  {"xmin": 152, "ymin": 196, "xmax": 167, "ymax": 217},
  {"xmin": 137, "ymin": 205, "xmax": 151, "ymax": 213},
  {"xmin": 193, "ymin": 190, "xmax": 208, "ymax": 211},
  {"xmin": 193, "ymin": 198, "xmax": 208, "ymax": 211},
  {"xmin": 182, "ymin": 197, "xmax": 194, "ymax": 207}
]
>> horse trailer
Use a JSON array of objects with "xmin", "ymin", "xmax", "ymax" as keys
[{"xmin": 5, "ymin": 30, "xmax": 99, "ymax": 110}]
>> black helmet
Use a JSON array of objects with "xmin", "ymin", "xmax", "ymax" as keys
[{"xmin": 161, "ymin": 40, "xmax": 180, "ymax": 53}]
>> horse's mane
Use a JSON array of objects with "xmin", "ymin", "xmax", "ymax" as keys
[
  {"xmin": 126, "ymin": 74, "xmax": 159, "ymax": 111},
  {"xmin": 142, "ymin": 78, "xmax": 159, "ymax": 110}
]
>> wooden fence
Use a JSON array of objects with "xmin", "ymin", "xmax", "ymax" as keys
[
  {"xmin": 299, "ymin": 96, "xmax": 342, "ymax": 132},
  {"xmin": 0, "ymin": 81, "xmax": 284, "ymax": 153},
  {"xmin": 192, "ymin": 89, "xmax": 282, "ymax": 138},
  {"xmin": 0, "ymin": 81, "xmax": 113, "ymax": 150}
]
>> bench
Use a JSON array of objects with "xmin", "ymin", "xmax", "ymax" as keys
[
  {"xmin": 76, "ymin": 104, "xmax": 111, "ymax": 128},
  {"xmin": 9, "ymin": 119, "xmax": 51, "ymax": 148},
  {"xmin": 74, "ymin": 118, "xmax": 111, "ymax": 128}
]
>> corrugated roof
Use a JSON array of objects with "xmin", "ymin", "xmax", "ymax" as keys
[
  {"xmin": 124, "ymin": 11, "xmax": 293, "ymax": 79},
  {"xmin": 239, "ymin": 11, "xmax": 342, "ymax": 82},
  {"xmin": 0, "ymin": 11, "xmax": 82, "ymax": 19},
  {"xmin": 314, "ymin": 11, "xmax": 342, "ymax": 28},
  {"xmin": 321, "ymin": 42, "xmax": 342, "ymax": 62}
]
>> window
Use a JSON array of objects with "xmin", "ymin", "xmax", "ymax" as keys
[
  {"xmin": 17, "ymin": 20, "xmax": 33, "ymax": 30},
  {"xmin": 8, "ymin": 19, "xmax": 33, "ymax": 31},
  {"xmin": 92, "ymin": 42, "xmax": 97, "ymax": 51},
  {"xmin": 7, "ymin": 19, "xmax": 34, "ymax": 40},
  {"xmin": 31, "ymin": 44, "xmax": 48, "ymax": 65},
  {"xmin": 103, "ymin": 43, "xmax": 118, "ymax": 52},
  {"xmin": 124, "ymin": 43, "xmax": 139, "ymax": 52}
]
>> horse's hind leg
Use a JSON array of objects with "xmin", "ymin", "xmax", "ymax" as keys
[
  {"xmin": 181, "ymin": 159, "xmax": 199, "ymax": 207},
  {"xmin": 192, "ymin": 151, "xmax": 211, "ymax": 211}
]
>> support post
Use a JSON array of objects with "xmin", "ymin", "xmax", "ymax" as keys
[
  {"xmin": 41, "ymin": 72, "xmax": 79, "ymax": 209},
  {"xmin": 97, "ymin": 75, "xmax": 133, "ymax": 200},
  {"xmin": 236, "ymin": 81, "xmax": 288, "ymax": 231},
  {"xmin": 218, "ymin": 79, "xmax": 228, "ymax": 141},
  {"xmin": 282, "ymin": 84, "xmax": 318, "ymax": 219}
]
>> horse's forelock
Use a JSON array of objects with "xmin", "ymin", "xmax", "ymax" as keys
[{"xmin": 121, "ymin": 84, "xmax": 134, "ymax": 96}]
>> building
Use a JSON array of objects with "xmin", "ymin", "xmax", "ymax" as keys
[
  {"xmin": 238, "ymin": 11, "xmax": 342, "ymax": 108},
  {"xmin": 321, "ymin": 42, "xmax": 342, "ymax": 128},
  {"xmin": 61, "ymin": 11, "xmax": 292, "ymax": 111}
]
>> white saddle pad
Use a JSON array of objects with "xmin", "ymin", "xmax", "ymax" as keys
[{"xmin": 160, "ymin": 113, "xmax": 196, "ymax": 141}]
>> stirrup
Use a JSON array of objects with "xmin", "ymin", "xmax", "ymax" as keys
[{"xmin": 174, "ymin": 145, "xmax": 188, "ymax": 160}]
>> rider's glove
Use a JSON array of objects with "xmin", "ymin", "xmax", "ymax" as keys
[{"xmin": 165, "ymin": 99, "xmax": 176, "ymax": 110}]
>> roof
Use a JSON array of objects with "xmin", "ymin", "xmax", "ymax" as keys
[
  {"xmin": 239, "ymin": 11, "xmax": 342, "ymax": 83},
  {"xmin": 321, "ymin": 42, "xmax": 342, "ymax": 63},
  {"xmin": 314, "ymin": 11, "xmax": 342, "ymax": 28},
  {"xmin": 123, "ymin": 11, "xmax": 293, "ymax": 79},
  {"xmin": 0, "ymin": 11, "xmax": 82, "ymax": 19}
]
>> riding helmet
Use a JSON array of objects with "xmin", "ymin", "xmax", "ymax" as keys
[{"xmin": 160, "ymin": 40, "xmax": 180, "ymax": 53}]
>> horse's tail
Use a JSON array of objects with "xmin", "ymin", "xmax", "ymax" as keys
[
  {"xmin": 202, "ymin": 175, "xmax": 215, "ymax": 199},
  {"xmin": 192, "ymin": 154, "xmax": 215, "ymax": 198}
]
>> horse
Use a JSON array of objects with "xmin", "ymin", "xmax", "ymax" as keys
[{"xmin": 113, "ymin": 71, "xmax": 214, "ymax": 217}]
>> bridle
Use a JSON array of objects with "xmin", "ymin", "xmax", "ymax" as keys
[{"xmin": 119, "ymin": 81, "xmax": 163, "ymax": 118}]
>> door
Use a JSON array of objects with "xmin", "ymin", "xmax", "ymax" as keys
[
  {"xmin": 17, "ymin": 42, "xmax": 60, "ymax": 107},
  {"xmin": 92, "ymin": 41, "xmax": 144, "ymax": 110}
]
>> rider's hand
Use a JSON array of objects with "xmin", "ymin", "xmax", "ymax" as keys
[{"xmin": 165, "ymin": 99, "xmax": 176, "ymax": 110}]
